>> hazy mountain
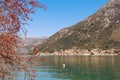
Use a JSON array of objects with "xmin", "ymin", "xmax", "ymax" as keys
[
  {"xmin": 21, "ymin": 37, "xmax": 48, "ymax": 46},
  {"xmin": 39, "ymin": 0, "xmax": 120, "ymax": 53},
  {"xmin": 17, "ymin": 37, "xmax": 48, "ymax": 54}
]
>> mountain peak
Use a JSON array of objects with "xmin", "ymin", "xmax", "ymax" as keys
[
  {"xmin": 110, "ymin": 0, "xmax": 119, "ymax": 2},
  {"xmin": 39, "ymin": 0, "xmax": 120, "ymax": 53},
  {"xmin": 102, "ymin": 0, "xmax": 120, "ymax": 8}
]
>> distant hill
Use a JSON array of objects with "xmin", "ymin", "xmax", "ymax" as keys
[
  {"xmin": 39, "ymin": 0, "xmax": 120, "ymax": 53},
  {"xmin": 22, "ymin": 37, "xmax": 48, "ymax": 46},
  {"xmin": 17, "ymin": 37, "xmax": 48, "ymax": 54}
]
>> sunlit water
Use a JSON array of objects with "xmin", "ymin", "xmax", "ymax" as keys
[{"xmin": 17, "ymin": 55, "xmax": 120, "ymax": 80}]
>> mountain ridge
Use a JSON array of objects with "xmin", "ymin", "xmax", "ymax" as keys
[
  {"xmin": 39, "ymin": 0, "xmax": 120, "ymax": 53},
  {"xmin": 17, "ymin": 37, "xmax": 48, "ymax": 54}
]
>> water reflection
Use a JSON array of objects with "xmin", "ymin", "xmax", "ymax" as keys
[
  {"xmin": 17, "ymin": 56, "xmax": 120, "ymax": 80},
  {"xmin": 42, "ymin": 56, "xmax": 120, "ymax": 80}
]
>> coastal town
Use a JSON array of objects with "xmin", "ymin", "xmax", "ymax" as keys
[{"xmin": 36, "ymin": 48, "xmax": 120, "ymax": 56}]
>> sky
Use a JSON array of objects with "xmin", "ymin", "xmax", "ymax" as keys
[{"xmin": 22, "ymin": 0, "xmax": 109, "ymax": 37}]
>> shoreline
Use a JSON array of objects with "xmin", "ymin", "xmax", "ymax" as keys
[
  {"xmin": 36, "ymin": 48, "xmax": 120, "ymax": 56},
  {"xmin": 35, "ymin": 54, "xmax": 118, "ymax": 56},
  {"xmin": 19, "ymin": 53, "xmax": 119, "ymax": 58}
]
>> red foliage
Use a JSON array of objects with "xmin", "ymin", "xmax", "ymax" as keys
[
  {"xmin": 0, "ymin": 0, "xmax": 46, "ymax": 79},
  {"xmin": 33, "ymin": 45, "xmax": 39, "ymax": 55},
  {"xmin": 0, "ymin": 0, "xmax": 47, "ymax": 33}
]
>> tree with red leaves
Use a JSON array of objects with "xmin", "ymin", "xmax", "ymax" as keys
[{"xmin": 0, "ymin": 0, "xmax": 46, "ymax": 79}]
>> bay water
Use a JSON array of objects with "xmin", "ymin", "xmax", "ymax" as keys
[{"xmin": 17, "ymin": 55, "xmax": 120, "ymax": 80}]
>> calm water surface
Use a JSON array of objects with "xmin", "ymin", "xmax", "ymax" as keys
[{"xmin": 18, "ymin": 56, "xmax": 120, "ymax": 80}]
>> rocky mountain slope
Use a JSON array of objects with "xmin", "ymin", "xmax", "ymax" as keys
[{"xmin": 39, "ymin": 0, "xmax": 120, "ymax": 53}]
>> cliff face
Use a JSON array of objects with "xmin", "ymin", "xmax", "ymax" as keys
[{"xmin": 39, "ymin": 0, "xmax": 120, "ymax": 53}]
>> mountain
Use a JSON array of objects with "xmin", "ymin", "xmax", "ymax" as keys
[
  {"xmin": 22, "ymin": 37, "xmax": 48, "ymax": 46},
  {"xmin": 39, "ymin": 0, "xmax": 120, "ymax": 53},
  {"xmin": 17, "ymin": 37, "xmax": 48, "ymax": 54}
]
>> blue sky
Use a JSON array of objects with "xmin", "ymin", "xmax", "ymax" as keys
[{"xmin": 23, "ymin": 0, "xmax": 108, "ymax": 37}]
